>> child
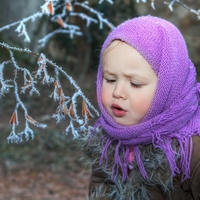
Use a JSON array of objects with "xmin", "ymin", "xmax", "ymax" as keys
[{"xmin": 83, "ymin": 15, "xmax": 200, "ymax": 199}]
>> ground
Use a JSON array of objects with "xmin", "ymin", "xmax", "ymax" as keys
[
  {"xmin": 0, "ymin": 70, "xmax": 98, "ymax": 200},
  {"xmin": 0, "ymin": 163, "xmax": 90, "ymax": 200}
]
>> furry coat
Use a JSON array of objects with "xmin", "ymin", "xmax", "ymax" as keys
[{"xmin": 83, "ymin": 129, "xmax": 200, "ymax": 200}]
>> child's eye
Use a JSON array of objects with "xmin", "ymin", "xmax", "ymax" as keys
[
  {"xmin": 105, "ymin": 78, "xmax": 116, "ymax": 83},
  {"xmin": 131, "ymin": 82, "xmax": 142, "ymax": 88}
]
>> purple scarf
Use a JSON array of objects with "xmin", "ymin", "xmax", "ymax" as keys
[{"xmin": 94, "ymin": 16, "xmax": 200, "ymax": 181}]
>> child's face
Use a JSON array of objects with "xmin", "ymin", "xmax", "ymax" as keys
[{"xmin": 101, "ymin": 41, "xmax": 157, "ymax": 126}]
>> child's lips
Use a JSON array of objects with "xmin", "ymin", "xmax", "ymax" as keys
[{"xmin": 111, "ymin": 104, "xmax": 127, "ymax": 117}]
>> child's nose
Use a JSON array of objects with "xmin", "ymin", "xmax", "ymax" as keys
[{"xmin": 112, "ymin": 83, "xmax": 127, "ymax": 99}]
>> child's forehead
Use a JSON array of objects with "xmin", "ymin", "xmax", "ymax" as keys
[
  {"xmin": 103, "ymin": 40, "xmax": 121, "ymax": 55},
  {"xmin": 102, "ymin": 40, "xmax": 153, "ymax": 71}
]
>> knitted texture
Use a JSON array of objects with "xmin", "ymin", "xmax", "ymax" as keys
[{"xmin": 94, "ymin": 16, "xmax": 200, "ymax": 181}]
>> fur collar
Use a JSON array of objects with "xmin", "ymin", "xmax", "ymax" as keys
[{"xmin": 83, "ymin": 129, "xmax": 180, "ymax": 200}]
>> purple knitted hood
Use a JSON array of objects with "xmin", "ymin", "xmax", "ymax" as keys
[{"xmin": 95, "ymin": 16, "xmax": 200, "ymax": 181}]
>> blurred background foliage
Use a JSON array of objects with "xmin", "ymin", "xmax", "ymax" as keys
[{"xmin": 0, "ymin": 128, "xmax": 83, "ymax": 173}]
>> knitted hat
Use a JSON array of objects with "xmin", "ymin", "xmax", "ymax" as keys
[{"xmin": 95, "ymin": 16, "xmax": 200, "ymax": 181}]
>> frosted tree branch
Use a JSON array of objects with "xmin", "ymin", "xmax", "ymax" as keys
[
  {"xmin": 136, "ymin": 0, "xmax": 200, "ymax": 19},
  {"xmin": 0, "ymin": 42, "xmax": 99, "ymax": 143},
  {"xmin": 0, "ymin": 0, "xmax": 114, "ymax": 47},
  {"xmin": 0, "ymin": 0, "xmax": 114, "ymax": 143},
  {"xmin": 164, "ymin": 0, "xmax": 200, "ymax": 19},
  {"xmin": 0, "ymin": 12, "xmax": 44, "ymax": 43},
  {"xmin": 74, "ymin": 1, "xmax": 114, "ymax": 29}
]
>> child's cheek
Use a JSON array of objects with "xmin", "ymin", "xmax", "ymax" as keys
[
  {"xmin": 134, "ymin": 96, "xmax": 153, "ymax": 116},
  {"xmin": 101, "ymin": 91, "xmax": 107, "ymax": 107},
  {"xmin": 101, "ymin": 84, "xmax": 110, "ymax": 107}
]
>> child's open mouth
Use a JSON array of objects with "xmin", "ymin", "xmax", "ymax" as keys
[{"xmin": 111, "ymin": 104, "xmax": 126, "ymax": 117}]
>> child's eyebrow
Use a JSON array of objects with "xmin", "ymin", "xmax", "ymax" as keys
[
  {"xmin": 124, "ymin": 73, "xmax": 150, "ymax": 81},
  {"xmin": 102, "ymin": 69, "xmax": 115, "ymax": 75},
  {"xmin": 103, "ymin": 69, "xmax": 150, "ymax": 81}
]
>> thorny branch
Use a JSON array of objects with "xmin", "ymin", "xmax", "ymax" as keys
[{"xmin": 0, "ymin": 42, "xmax": 99, "ymax": 143}]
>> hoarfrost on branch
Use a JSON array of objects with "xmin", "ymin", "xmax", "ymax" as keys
[
  {"xmin": 137, "ymin": 0, "xmax": 200, "ymax": 19},
  {"xmin": 0, "ymin": 0, "xmax": 114, "ymax": 143},
  {"xmin": 0, "ymin": 42, "xmax": 99, "ymax": 143}
]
